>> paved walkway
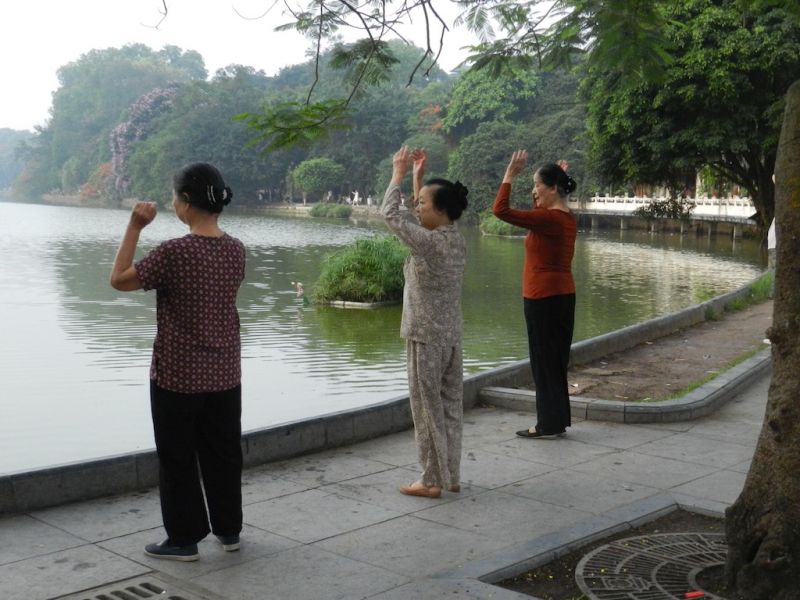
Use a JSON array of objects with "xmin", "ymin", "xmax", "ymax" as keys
[{"xmin": 1, "ymin": 372, "xmax": 769, "ymax": 600}]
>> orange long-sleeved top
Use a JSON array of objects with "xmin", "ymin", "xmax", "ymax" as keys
[{"xmin": 492, "ymin": 182, "xmax": 577, "ymax": 300}]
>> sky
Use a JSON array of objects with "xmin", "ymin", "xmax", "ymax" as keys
[{"xmin": 0, "ymin": 0, "xmax": 477, "ymax": 132}]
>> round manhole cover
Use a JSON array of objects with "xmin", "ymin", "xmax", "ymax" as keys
[{"xmin": 575, "ymin": 532, "xmax": 727, "ymax": 599}]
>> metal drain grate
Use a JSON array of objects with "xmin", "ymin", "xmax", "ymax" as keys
[
  {"xmin": 60, "ymin": 575, "xmax": 211, "ymax": 600},
  {"xmin": 575, "ymin": 532, "xmax": 727, "ymax": 600}
]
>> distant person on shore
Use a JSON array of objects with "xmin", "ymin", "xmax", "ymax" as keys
[
  {"xmin": 109, "ymin": 162, "xmax": 246, "ymax": 561},
  {"xmin": 381, "ymin": 146, "xmax": 468, "ymax": 498},
  {"xmin": 493, "ymin": 151, "xmax": 577, "ymax": 439}
]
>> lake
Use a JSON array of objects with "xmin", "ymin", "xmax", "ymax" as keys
[{"xmin": 0, "ymin": 201, "xmax": 764, "ymax": 474}]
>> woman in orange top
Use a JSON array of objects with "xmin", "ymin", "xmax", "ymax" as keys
[{"xmin": 493, "ymin": 151, "xmax": 577, "ymax": 439}]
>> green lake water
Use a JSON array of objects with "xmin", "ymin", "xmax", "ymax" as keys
[{"xmin": 0, "ymin": 201, "xmax": 763, "ymax": 473}]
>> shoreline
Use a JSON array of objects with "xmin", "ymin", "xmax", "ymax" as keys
[{"xmin": 0, "ymin": 277, "xmax": 770, "ymax": 515}]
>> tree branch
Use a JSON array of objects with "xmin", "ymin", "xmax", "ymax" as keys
[{"xmin": 142, "ymin": 0, "xmax": 168, "ymax": 30}]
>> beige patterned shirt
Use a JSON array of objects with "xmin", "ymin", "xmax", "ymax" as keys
[{"xmin": 381, "ymin": 183, "xmax": 466, "ymax": 347}]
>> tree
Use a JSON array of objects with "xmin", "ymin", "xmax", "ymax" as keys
[
  {"xmin": 0, "ymin": 129, "xmax": 32, "ymax": 189},
  {"xmin": 725, "ymin": 79, "xmax": 800, "ymax": 600},
  {"xmin": 127, "ymin": 65, "xmax": 284, "ymax": 205},
  {"xmin": 584, "ymin": 0, "xmax": 800, "ymax": 235},
  {"xmin": 110, "ymin": 84, "xmax": 180, "ymax": 201},
  {"xmin": 448, "ymin": 121, "xmax": 536, "ymax": 213},
  {"xmin": 291, "ymin": 157, "xmax": 345, "ymax": 203},
  {"xmin": 446, "ymin": 68, "xmax": 592, "ymax": 212},
  {"xmin": 440, "ymin": 64, "xmax": 539, "ymax": 137},
  {"xmin": 16, "ymin": 44, "xmax": 202, "ymax": 197}
]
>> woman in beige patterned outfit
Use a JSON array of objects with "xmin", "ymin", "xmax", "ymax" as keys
[{"xmin": 381, "ymin": 146, "xmax": 469, "ymax": 499}]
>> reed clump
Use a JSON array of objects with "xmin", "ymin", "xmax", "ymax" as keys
[
  {"xmin": 310, "ymin": 203, "xmax": 353, "ymax": 218},
  {"xmin": 314, "ymin": 236, "xmax": 408, "ymax": 303}
]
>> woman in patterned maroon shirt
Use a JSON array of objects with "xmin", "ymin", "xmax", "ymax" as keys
[{"xmin": 110, "ymin": 163, "xmax": 246, "ymax": 561}]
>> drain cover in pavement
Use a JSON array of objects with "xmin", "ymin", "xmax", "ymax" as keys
[
  {"xmin": 575, "ymin": 532, "xmax": 727, "ymax": 600},
  {"xmin": 60, "ymin": 574, "xmax": 211, "ymax": 600}
]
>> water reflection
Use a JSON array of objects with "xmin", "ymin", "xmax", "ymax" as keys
[{"xmin": 0, "ymin": 201, "xmax": 763, "ymax": 473}]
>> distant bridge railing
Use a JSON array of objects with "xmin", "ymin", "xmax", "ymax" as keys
[{"xmin": 569, "ymin": 195, "xmax": 757, "ymax": 224}]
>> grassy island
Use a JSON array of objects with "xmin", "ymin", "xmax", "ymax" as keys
[
  {"xmin": 309, "ymin": 203, "xmax": 353, "ymax": 218},
  {"xmin": 314, "ymin": 236, "xmax": 408, "ymax": 304}
]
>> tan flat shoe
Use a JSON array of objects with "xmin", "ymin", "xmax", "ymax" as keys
[{"xmin": 399, "ymin": 482, "xmax": 442, "ymax": 498}]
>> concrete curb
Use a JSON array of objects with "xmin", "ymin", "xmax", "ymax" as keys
[
  {"xmin": 0, "ymin": 278, "xmax": 770, "ymax": 514},
  {"xmin": 480, "ymin": 348, "xmax": 772, "ymax": 423}
]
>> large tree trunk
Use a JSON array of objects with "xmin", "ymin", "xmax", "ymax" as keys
[{"xmin": 725, "ymin": 80, "xmax": 800, "ymax": 598}]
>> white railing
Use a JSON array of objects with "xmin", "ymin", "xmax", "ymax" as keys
[{"xmin": 570, "ymin": 195, "xmax": 756, "ymax": 221}]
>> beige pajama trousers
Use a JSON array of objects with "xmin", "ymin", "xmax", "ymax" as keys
[{"xmin": 406, "ymin": 340, "xmax": 463, "ymax": 488}]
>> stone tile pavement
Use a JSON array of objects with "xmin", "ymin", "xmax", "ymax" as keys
[{"xmin": 0, "ymin": 372, "xmax": 769, "ymax": 600}]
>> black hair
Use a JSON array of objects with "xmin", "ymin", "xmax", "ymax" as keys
[
  {"xmin": 425, "ymin": 178, "xmax": 469, "ymax": 221},
  {"xmin": 173, "ymin": 162, "xmax": 233, "ymax": 214},
  {"xmin": 536, "ymin": 163, "xmax": 577, "ymax": 198}
]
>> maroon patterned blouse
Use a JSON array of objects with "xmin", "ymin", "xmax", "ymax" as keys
[{"xmin": 135, "ymin": 233, "xmax": 246, "ymax": 393}]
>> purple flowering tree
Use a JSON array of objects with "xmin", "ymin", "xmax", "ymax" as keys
[{"xmin": 110, "ymin": 84, "xmax": 179, "ymax": 199}]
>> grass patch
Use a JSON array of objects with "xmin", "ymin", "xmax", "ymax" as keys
[
  {"xmin": 663, "ymin": 345, "xmax": 766, "ymax": 401},
  {"xmin": 724, "ymin": 272, "xmax": 773, "ymax": 312},
  {"xmin": 310, "ymin": 203, "xmax": 353, "ymax": 218},
  {"xmin": 313, "ymin": 235, "xmax": 408, "ymax": 303},
  {"xmin": 479, "ymin": 211, "xmax": 526, "ymax": 236}
]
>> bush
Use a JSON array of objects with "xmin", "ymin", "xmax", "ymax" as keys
[
  {"xmin": 310, "ymin": 203, "xmax": 353, "ymax": 218},
  {"xmin": 314, "ymin": 236, "xmax": 408, "ymax": 303},
  {"xmin": 479, "ymin": 211, "xmax": 526, "ymax": 236}
]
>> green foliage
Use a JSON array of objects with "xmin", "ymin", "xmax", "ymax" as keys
[
  {"xmin": 373, "ymin": 131, "xmax": 450, "ymax": 197},
  {"xmin": 725, "ymin": 272, "xmax": 774, "ymax": 311},
  {"xmin": 328, "ymin": 39, "xmax": 400, "ymax": 89},
  {"xmin": 447, "ymin": 71, "xmax": 591, "ymax": 215},
  {"xmin": 479, "ymin": 211, "xmax": 526, "ymax": 236},
  {"xmin": 314, "ymin": 236, "xmax": 408, "ymax": 303},
  {"xmin": 292, "ymin": 158, "xmax": 346, "ymax": 202},
  {"xmin": 750, "ymin": 272, "xmax": 775, "ymax": 302},
  {"xmin": 441, "ymin": 64, "xmax": 540, "ymax": 136},
  {"xmin": 16, "ymin": 44, "xmax": 202, "ymax": 197},
  {"xmin": 633, "ymin": 197, "xmax": 695, "ymax": 221},
  {"xmin": 235, "ymin": 99, "xmax": 352, "ymax": 150},
  {"xmin": 309, "ymin": 203, "xmax": 353, "ymax": 218},
  {"xmin": 447, "ymin": 121, "xmax": 536, "ymax": 213},
  {"xmin": 127, "ymin": 66, "xmax": 280, "ymax": 205},
  {"xmin": 0, "ymin": 129, "xmax": 32, "ymax": 189},
  {"xmin": 585, "ymin": 0, "xmax": 800, "ymax": 231},
  {"xmin": 462, "ymin": 0, "xmax": 675, "ymax": 86},
  {"xmin": 237, "ymin": 41, "xmax": 444, "ymax": 152}
]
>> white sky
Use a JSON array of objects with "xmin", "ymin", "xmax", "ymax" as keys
[{"xmin": 0, "ymin": 0, "xmax": 477, "ymax": 131}]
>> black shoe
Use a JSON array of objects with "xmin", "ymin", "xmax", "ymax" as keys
[
  {"xmin": 144, "ymin": 539, "xmax": 199, "ymax": 561},
  {"xmin": 216, "ymin": 534, "xmax": 241, "ymax": 552},
  {"xmin": 516, "ymin": 428, "xmax": 566, "ymax": 439}
]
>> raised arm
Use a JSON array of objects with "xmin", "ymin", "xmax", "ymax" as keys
[
  {"xmin": 503, "ymin": 150, "xmax": 528, "ymax": 185},
  {"xmin": 381, "ymin": 146, "xmax": 435, "ymax": 255},
  {"xmin": 110, "ymin": 202, "xmax": 157, "ymax": 291},
  {"xmin": 411, "ymin": 147, "xmax": 427, "ymax": 210},
  {"xmin": 492, "ymin": 150, "xmax": 541, "ymax": 229}
]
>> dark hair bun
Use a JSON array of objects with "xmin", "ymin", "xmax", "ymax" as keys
[
  {"xmin": 537, "ymin": 163, "xmax": 576, "ymax": 197},
  {"xmin": 173, "ymin": 162, "xmax": 231, "ymax": 214},
  {"xmin": 453, "ymin": 181, "xmax": 469, "ymax": 209}
]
